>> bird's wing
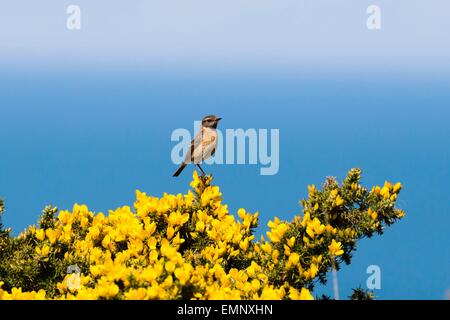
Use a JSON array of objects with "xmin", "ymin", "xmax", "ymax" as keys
[
  {"xmin": 185, "ymin": 128, "xmax": 203, "ymax": 162},
  {"xmin": 204, "ymin": 135, "xmax": 216, "ymax": 156},
  {"xmin": 198, "ymin": 132, "xmax": 216, "ymax": 161}
]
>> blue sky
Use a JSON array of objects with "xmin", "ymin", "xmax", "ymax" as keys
[{"xmin": 1, "ymin": 1, "xmax": 449, "ymax": 299}]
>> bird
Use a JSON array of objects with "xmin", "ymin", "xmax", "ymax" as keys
[{"xmin": 173, "ymin": 115, "xmax": 222, "ymax": 177}]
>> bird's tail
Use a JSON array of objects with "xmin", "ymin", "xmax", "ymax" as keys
[{"xmin": 173, "ymin": 163, "xmax": 187, "ymax": 177}]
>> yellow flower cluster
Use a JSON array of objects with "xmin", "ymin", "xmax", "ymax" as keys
[
  {"xmin": 257, "ymin": 210, "xmax": 347, "ymax": 286},
  {"xmin": 0, "ymin": 172, "xmax": 312, "ymax": 300},
  {"xmin": 372, "ymin": 181, "xmax": 402, "ymax": 202},
  {"xmin": 0, "ymin": 282, "xmax": 46, "ymax": 300},
  {"xmin": 0, "ymin": 169, "xmax": 404, "ymax": 300}
]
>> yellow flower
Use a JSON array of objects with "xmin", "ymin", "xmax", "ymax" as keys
[
  {"xmin": 246, "ymin": 261, "xmax": 261, "ymax": 278},
  {"xmin": 307, "ymin": 185, "xmax": 316, "ymax": 197},
  {"xmin": 167, "ymin": 226, "xmax": 175, "ymax": 239},
  {"xmin": 303, "ymin": 263, "xmax": 319, "ymax": 279},
  {"xmin": 325, "ymin": 224, "xmax": 336, "ymax": 234},
  {"xmin": 34, "ymin": 289, "xmax": 46, "ymax": 300},
  {"xmin": 239, "ymin": 237, "xmax": 250, "ymax": 252},
  {"xmin": 80, "ymin": 216, "xmax": 89, "ymax": 229},
  {"xmin": 101, "ymin": 235, "xmax": 111, "ymax": 248},
  {"xmin": 312, "ymin": 255, "xmax": 323, "ymax": 264},
  {"xmin": 289, "ymin": 287, "xmax": 314, "ymax": 300},
  {"xmin": 124, "ymin": 288, "xmax": 147, "ymax": 300},
  {"xmin": 259, "ymin": 287, "xmax": 283, "ymax": 300},
  {"xmin": 141, "ymin": 268, "xmax": 158, "ymax": 283},
  {"xmin": 328, "ymin": 239, "xmax": 344, "ymax": 256},
  {"xmin": 396, "ymin": 210, "xmax": 405, "ymax": 218},
  {"xmin": 237, "ymin": 208, "xmax": 246, "ymax": 220},
  {"xmin": 335, "ymin": 195, "xmax": 344, "ymax": 206},
  {"xmin": 283, "ymin": 244, "xmax": 291, "ymax": 256},
  {"xmin": 167, "ymin": 211, "xmax": 189, "ymax": 227},
  {"xmin": 301, "ymin": 212, "xmax": 311, "ymax": 227},
  {"xmin": 299, "ymin": 288, "xmax": 314, "ymax": 300},
  {"xmin": 303, "ymin": 236, "xmax": 309, "ymax": 245},
  {"xmin": 148, "ymin": 237, "xmax": 157, "ymax": 250},
  {"xmin": 309, "ymin": 264, "xmax": 319, "ymax": 278},
  {"xmin": 330, "ymin": 189, "xmax": 338, "ymax": 198},
  {"xmin": 305, "ymin": 217, "xmax": 325, "ymax": 239},
  {"xmin": 200, "ymin": 186, "xmax": 222, "ymax": 207},
  {"xmin": 380, "ymin": 185, "xmax": 390, "ymax": 199},
  {"xmin": 287, "ymin": 237, "xmax": 295, "ymax": 248},
  {"xmin": 271, "ymin": 249, "xmax": 280, "ymax": 263},
  {"xmin": 393, "ymin": 182, "xmax": 402, "ymax": 193},
  {"xmin": 195, "ymin": 221, "xmax": 205, "ymax": 233},
  {"xmin": 35, "ymin": 245, "xmax": 50, "ymax": 257},
  {"xmin": 184, "ymin": 190, "xmax": 195, "ymax": 207},
  {"xmin": 165, "ymin": 261, "xmax": 176, "ymax": 273},
  {"xmin": 28, "ymin": 225, "xmax": 36, "ymax": 235},
  {"xmin": 286, "ymin": 253, "xmax": 300, "ymax": 269},
  {"xmin": 45, "ymin": 229, "xmax": 59, "ymax": 244},
  {"xmin": 251, "ymin": 279, "xmax": 260, "ymax": 291},
  {"xmin": 98, "ymin": 281, "xmax": 119, "ymax": 299},
  {"xmin": 260, "ymin": 242, "xmax": 272, "ymax": 254},
  {"xmin": 58, "ymin": 210, "xmax": 71, "ymax": 225},
  {"xmin": 174, "ymin": 265, "xmax": 192, "ymax": 285},
  {"xmin": 162, "ymin": 275, "xmax": 173, "ymax": 289},
  {"xmin": 35, "ymin": 229, "xmax": 45, "ymax": 241},
  {"xmin": 144, "ymin": 220, "xmax": 157, "ymax": 235},
  {"xmin": 266, "ymin": 223, "xmax": 289, "ymax": 243},
  {"xmin": 267, "ymin": 217, "xmax": 281, "ymax": 229},
  {"xmin": 368, "ymin": 208, "xmax": 378, "ymax": 220},
  {"xmin": 160, "ymin": 239, "xmax": 177, "ymax": 259}
]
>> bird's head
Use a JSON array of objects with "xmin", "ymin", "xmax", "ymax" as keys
[{"xmin": 201, "ymin": 115, "xmax": 222, "ymax": 129}]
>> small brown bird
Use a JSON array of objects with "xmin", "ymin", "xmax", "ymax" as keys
[{"xmin": 173, "ymin": 115, "xmax": 221, "ymax": 177}]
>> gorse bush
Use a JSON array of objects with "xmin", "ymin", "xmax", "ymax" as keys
[{"xmin": 0, "ymin": 169, "xmax": 404, "ymax": 300}]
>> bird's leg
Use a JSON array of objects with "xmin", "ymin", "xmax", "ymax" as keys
[{"xmin": 196, "ymin": 164, "xmax": 207, "ymax": 176}]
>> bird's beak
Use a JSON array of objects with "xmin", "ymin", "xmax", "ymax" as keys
[{"xmin": 216, "ymin": 117, "xmax": 222, "ymax": 121}]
